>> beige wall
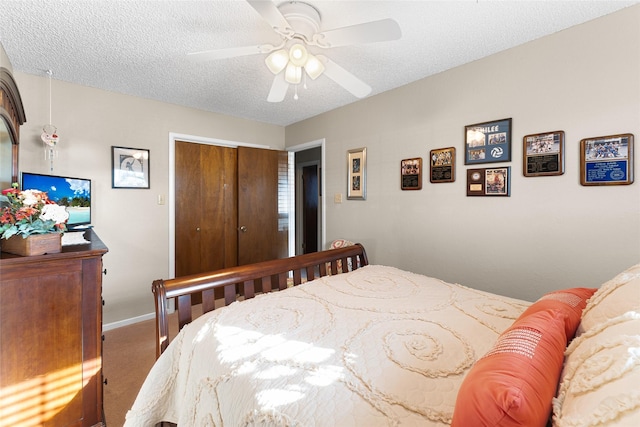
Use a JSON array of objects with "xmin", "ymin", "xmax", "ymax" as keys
[
  {"xmin": 13, "ymin": 74, "xmax": 285, "ymax": 324},
  {"xmin": 286, "ymin": 5, "xmax": 640, "ymax": 301},
  {"xmin": 8, "ymin": 5, "xmax": 640, "ymax": 325}
]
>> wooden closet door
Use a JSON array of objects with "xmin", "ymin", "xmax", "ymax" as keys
[
  {"xmin": 175, "ymin": 141, "xmax": 237, "ymax": 276},
  {"xmin": 237, "ymin": 147, "xmax": 289, "ymax": 265}
]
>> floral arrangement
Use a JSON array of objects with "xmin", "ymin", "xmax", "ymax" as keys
[{"xmin": 0, "ymin": 183, "xmax": 68, "ymax": 240}]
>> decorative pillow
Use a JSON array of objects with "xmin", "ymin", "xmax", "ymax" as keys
[
  {"xmin": 328, "ymin": 239, "xmax": 355, "ymax": 273},
  {"xmin": 451, "ymin": 309, "xmax": 567, "ymax": 427},
  {"xmin": 552, "ymin": 312, "xmax": 640, "ymax": 426},
  {"xmin": 519, "ymin": 288, "xmax": 596, "ymax": 342},
  {"xmin": 330, "ymin": 239, "xmax": 354, "ymax": 249},
  {"xmin": 576, "ymin": 263, "xmax": 640, "ymax": 336}
]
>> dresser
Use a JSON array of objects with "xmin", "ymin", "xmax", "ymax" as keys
[{"xmin": 0, "ymin": 230, "xmax": 108, "ymax": 427}]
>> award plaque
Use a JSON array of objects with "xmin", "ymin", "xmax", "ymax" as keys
[
  {"xmin": 467, "ymin": 167, "xmax": 510, "ymax": 196},
  {"xmin": 523, "ymin": 131, "xmax": 565, "ymax": 177},
  {"xmin": 401, "ymin": 157, "xmax": 422, "ymax": 190},
  {"xmin": 580, "ymin": 133, "xmax": 634, "ymax": 186},
  {"xmin": 430, "ymin": 147, "xmax": 455, "ymax": 183}
]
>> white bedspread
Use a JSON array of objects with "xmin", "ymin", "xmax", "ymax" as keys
[{"xmin": 125, "ymin": 265, "xmax": 530, "ymax": 426}]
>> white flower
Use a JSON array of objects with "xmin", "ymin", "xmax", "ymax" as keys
[
  {"xmin": 21, "ymin": 190, "xmax": 41, "ymax": 206},
  {"xmin": 40, "ymin": 204, "xmax": 69, "ymax": 224}
]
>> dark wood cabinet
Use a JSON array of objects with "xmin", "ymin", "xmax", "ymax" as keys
[{"xmin": 0, "ymin": 230, "xmax": 108, "ymax": 426}]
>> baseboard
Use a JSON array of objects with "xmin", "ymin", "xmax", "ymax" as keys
[{"xmin": 103, "ymin": 312, "xmax": 155, "ymax": 331}]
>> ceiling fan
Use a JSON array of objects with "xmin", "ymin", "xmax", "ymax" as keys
[{"xmin": 188, "ymin": 0, "xmax": 402, "ymax": 102}]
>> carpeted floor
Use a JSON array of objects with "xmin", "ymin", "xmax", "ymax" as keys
[
  {"xmin": 103, "ymin": 317, "xmax": 159, "ymax": 427},
  {"xmin": 103, "ymin": 306, "xmax": 200, "ymax": 426}
]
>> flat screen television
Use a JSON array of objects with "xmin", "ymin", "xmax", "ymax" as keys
[{"xmin": 21, "ymin": 172, "xmax": 92, "ymax": 230}]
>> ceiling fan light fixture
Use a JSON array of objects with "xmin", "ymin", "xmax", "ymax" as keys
[
  {"xmin": 304, "ymin": 54, "xmax": 324, "ymax": 79},
  {"xmin": 285, "ymin": 63, "xmax": 302, "ymax": 84},
  {"xmin": 265, "ymin": 49, "xmax": 289, "ymax": 74},
  {"xmin": 288, "ymin": 43, "xmax": 308, "ymax": 67}
]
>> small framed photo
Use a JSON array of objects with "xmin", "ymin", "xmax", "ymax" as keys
[
  {"xmin": 401, "ymin": 157, "xmax": 422, "ymax": 190},
  {"xmin": 467, "ymin": 167, "xmax": 511, "ymax": 196},
  {"xmin": 347, "ymin": 147, "xmax": 366, "ymax": 200},
  {"xmin": 430, "ymin": 147, "xmax": 456, "ymax": 183},
  {"xmin": 112, "ymin": 146, "xmax": 150, "ymax": 189},
  {"xmin": 465, "ymin": 118, "xmax": 512, "ymax": 164},
  {"xmin": 580, "ymin": 133, "xmax": 634, "ymax": 186},
  {"xmin": 523, "ymin": 131, "xmax": 565, "ymax": 177}
]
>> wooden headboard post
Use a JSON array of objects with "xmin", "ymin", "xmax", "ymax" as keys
[{"xmin": 152, "ymin": 243, "xmax": 369, "ymax": 358}]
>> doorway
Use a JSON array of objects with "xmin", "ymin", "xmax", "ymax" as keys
[{"xmin": 290, "ymin": 140, "xmax": 325, "ymax": 256}]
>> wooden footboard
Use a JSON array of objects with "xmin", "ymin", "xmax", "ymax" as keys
[{"xmin": 152, "ymin": 243, "xmax": 368, "ymax": 358}]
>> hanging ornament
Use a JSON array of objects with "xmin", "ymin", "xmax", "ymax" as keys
[
  {"xmin": 41, "ymin": 123, "xmax": 59, "ymax": 147},
  {"xmin": 41, "ymin": 70, "xmax": 59, "ymax": 172}
]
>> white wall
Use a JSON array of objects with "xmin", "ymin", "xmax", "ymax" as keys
[
  {"xmin": 14, "ymin": 74, "xmax": 285, "ymax": 324},
  {"xmin": 286, "ymin": 6, "xmax": 640, "ymax": 301}
]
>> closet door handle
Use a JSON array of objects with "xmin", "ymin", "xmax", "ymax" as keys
[{"xmin": 239, "ymin": 226, "xmax": 248, "ymax": 233}]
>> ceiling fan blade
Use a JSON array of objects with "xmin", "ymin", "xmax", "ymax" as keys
[
  {"xmin": 267, "ymin": 72, "xmax": 289, "ymax": 103},
  {"xmin": 187, "ymin": 44, "xmax": 274, "ymax": 61},
  {"xmin": 315, "ymin": 19, "xmax": 401, "ymax": 48},
  {"xmin": 246, "ymin": 0, "xmax": 292, "ymax": 36},
  {"xmin": 318, "ymin": 55, "xmax": 371, "ymax": 99}
]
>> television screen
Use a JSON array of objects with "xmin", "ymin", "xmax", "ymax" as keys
[{"xmin": 21, "ymin": 172, "xmax": 91, "ymax": 229}]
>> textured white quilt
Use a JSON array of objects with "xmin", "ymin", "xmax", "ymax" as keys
[{"xmin": 125, "ymin": 265, "xmax": 530, "ymax": 426}]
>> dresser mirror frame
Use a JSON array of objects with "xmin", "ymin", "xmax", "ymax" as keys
[{"xmin": 0, "ymin": 67, "xmax": 26, "ymax": 188}]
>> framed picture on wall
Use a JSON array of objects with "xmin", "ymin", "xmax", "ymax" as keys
[
  {"xmin": 401, "ymin": 157, "xmax": 422, "ymax": 190},
  {"xmin": 112, "ymin": 146, "xmax": 150, "ymax": 189},
  {"xmin": 580, "ymin": 133, "xmax": 634, "ymax": 186},
  {"xmin": 347, "ymin": 147, "xmax": 366, "ymax": 200},
  {"xmin": 464, "ymin": 118, "xmax": 512, "ymax": 165},
  {"xmin": 523, "ymin": 131, "xmax": 565, "ymax": 177},
  {"xmin": 467, "ymin": 167, "xmax": 511, "ymax": 196},
  {"xmin": 429, "ymin": 147, "xmax": 455, "ymax": 183}
]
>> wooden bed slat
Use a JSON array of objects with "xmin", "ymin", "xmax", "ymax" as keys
[
  {"xmin": 176, "ymin": 295, "xmax": 192, "ymax": 331},
  {"xmin": 277, "ymin": 272, "xmax": 287, "ymax": 290},
  {"xmin": 293, "ymin": 269, "xmax": 302, "ymax": 286},
  {"xmin": 153, "ymin": 243, "xmax": 368, "ymax": 357},
  {"xmin": 306, "ymin": 265, "xmax": 315, "ymax": 281},
  {"xmin": 243, "ymin": 280, "xmax": 255, "ymax": 300},
  {"xmin": 202, "ymin": 288, "xmax": 216, "ymax": 314},
  {"xmin": 224, "ymin": 284, "xmax": 236, "ymax": 306},
  {"xmin": 331, "ymin": 260, "xmax": 339, "ymax": 275}
]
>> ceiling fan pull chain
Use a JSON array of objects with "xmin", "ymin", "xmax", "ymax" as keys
[{"xmin": 294, "ymin": 85, "xmax": 299, "ymax": 101}]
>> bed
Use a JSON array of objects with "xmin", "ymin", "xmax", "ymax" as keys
[{"xmin": 124, "ymin": 244, "xmax": 640, "ymax": 427}]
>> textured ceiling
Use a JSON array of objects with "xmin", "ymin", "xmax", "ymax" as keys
[{"xmin": 1, "ymin": 1, "xmax": 637, "ymax": 126}]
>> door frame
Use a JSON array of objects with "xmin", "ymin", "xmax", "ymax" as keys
[
  {"xmin": 168, "ymin": 132, "xmax": 272, "ymax": 278},
  {"xmin": 288, "ymin": 138, "xmax": 326, "ymax": 253}
]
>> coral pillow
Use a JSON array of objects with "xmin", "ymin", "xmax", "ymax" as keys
[
  {"xmin": 519, "ymin": 288, "xmax": 596, "ymax": 342},
  {"xmin": 451, "ymin": 309, "xmax": 567, "ymax": 427}
]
